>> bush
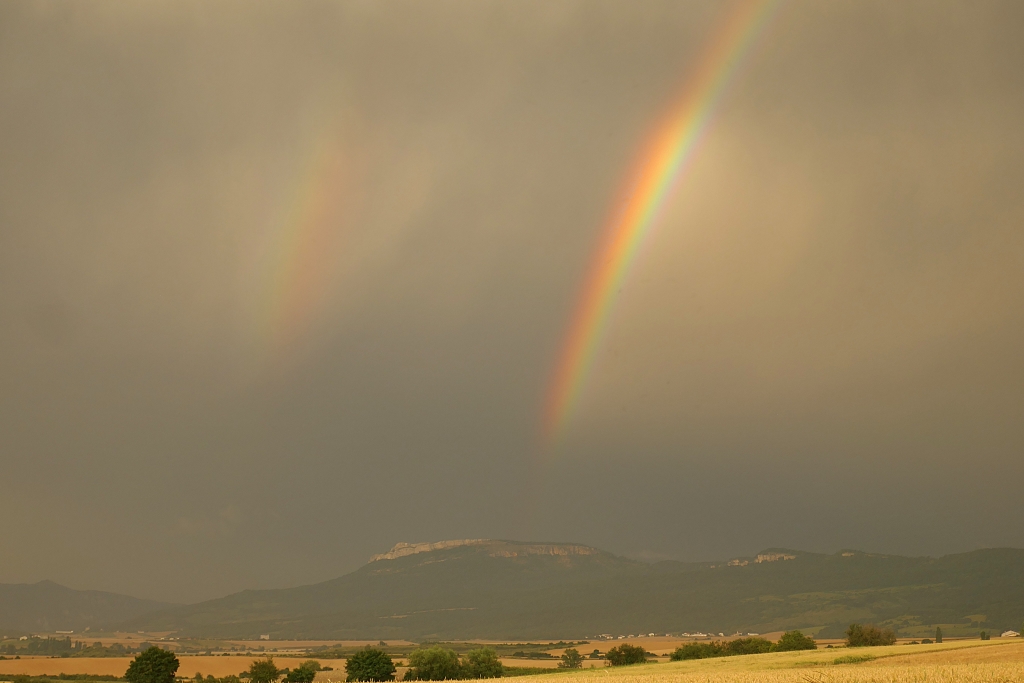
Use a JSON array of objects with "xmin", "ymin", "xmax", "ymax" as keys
[
  {"xmin": 125, "ymin": 647, "xmax": 180, "ymax": 683},
  {"xmin": 286, "ymin": 661, "xmax": 321, "ymax": 683},
  {"xmin": 725, "ymin": 638, "xmax": 772, "ymax": 655},
  {"xmin": 463, "ymin": 649, "xmax": 502, "ymax": 679},
  {"xmin": 846, "ymin": 624, "xmax": 897, "ymax": 647},
  {"xmin": 247, "ymin": 659, "xmax": 280, "ymax": 683},
  {"xmin": 771, "ymin": 631, "xmax": 816, "ymax": 652},
  {"xmin": 346, "ymin": 648, "xmax": 395, "ymax": 682},
  {"xmin": 669, "ymin": 643, "xmax": 724, "ymax": 661},
  {"xmin": 605, "ymin": 644, "xmax": 647, "ymax": 666},
  {"xmin": 403, "ymin": 647, "xmax": 462, "ymax": 681},
  {"xmin": 557, "ymin": 649, "xmax": 583, "ymax": 669},
  {"xmin": 980, "ymin": 631, "xmax": 990, "ymax": 641}
]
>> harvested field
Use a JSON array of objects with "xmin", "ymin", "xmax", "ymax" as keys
[
  {"xmin": 499, "ymin": 640, "xmax": 1024, "ymax": 682},
  {"xmin": 3, "ymin": 638, "xmax": 1021, "ymax": 682},
  {"xmin": 0, "ymin": 657, "xmax": 348, "ymax": 679},
  {"xmin": 560, "ymin": 663, "xmax": 1024, "ymax": 683}
]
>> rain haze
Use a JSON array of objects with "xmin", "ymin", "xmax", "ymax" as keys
[{"xmin": 2, "ymin": 0, "xmax": 1024, "ymax": 605}]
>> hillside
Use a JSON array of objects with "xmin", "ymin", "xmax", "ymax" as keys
[
  {"xmin": 124, "ymin": 541, "xmax": 1024, "ymax": 640},
  {"xmin": 0, "ymin": 580, "xmax": 172, "ymax": 633}
]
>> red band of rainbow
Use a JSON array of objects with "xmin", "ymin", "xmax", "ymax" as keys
[{"xmin": 543, "ymin": 0, "xmax": 779, "ymax": 446}]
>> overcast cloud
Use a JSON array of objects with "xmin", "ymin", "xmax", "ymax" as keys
[{"xmin": 2, "ymin": 0, "xmax": 1023, "ymax": 604}]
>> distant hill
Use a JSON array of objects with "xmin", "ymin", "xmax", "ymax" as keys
[
  {"xmin": 0, "ymin": 580, "xmax": 172, "ymax": 633},
  {"xmin": 123, "ymin": 540, "xmax": 1024, "ymax": 640}
]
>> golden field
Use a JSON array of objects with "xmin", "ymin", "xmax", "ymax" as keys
[
  {"xmin": 2, "ymin": 639, "xmax": 1023, "ymax": 682},
  {"xmin": 509, "ymin": 640, "xmax": 1024, "ymax": 683},
  {"xmin": 0, "ymin": 658, "xmax": 348, "ymax": 679}
]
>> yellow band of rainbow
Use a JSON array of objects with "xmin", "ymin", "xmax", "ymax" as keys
[{"xmin": 543, "ymin": 0, "xmax": 779, "ymax": 446}]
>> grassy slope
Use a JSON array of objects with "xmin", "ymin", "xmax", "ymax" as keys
[
  {"xmin": 0, "ymin": 582, "xmax": 172, "ymax": 633},
  {"xmin": 125, "ymin": 545, "xmax": 1024, "ymax": 640}
]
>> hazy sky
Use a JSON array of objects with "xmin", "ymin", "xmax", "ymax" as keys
[{"xmin": 2, "ymin": 0, "xmax": 1024, "ymax": 604}]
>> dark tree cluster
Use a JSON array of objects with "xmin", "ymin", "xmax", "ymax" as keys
[
  {"xmin": 346, "ymin": 649, "xmax": 397, "ymax": 682},
  {"xmin": 605, "ymin": 644, "xmax": 649, "ymax": 666},
  {"xmin": 845, "ymin": 624, "xmax": 897, "ymax": 647},
  {"xmin": 670, "ymin": 632, "xmax": 816, "ymax": 661},
  {"xmin": 557, "ymin": 649, "xmax": 583, "ymax": 669},
  {"xmin": 125, "ymin": 647, "xmax": 180, "ymax": 683}
]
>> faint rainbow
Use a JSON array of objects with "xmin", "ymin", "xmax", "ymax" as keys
[
  {"xmin": 542, "ymin": 0, "xmax": 778, "ymax": 445},
  {"xmin": 262, "ymin": 129, "xmax": 351, "ymax": 358}
]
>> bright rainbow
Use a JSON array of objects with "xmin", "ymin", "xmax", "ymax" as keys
[{"xmin": 543, "ymin": 0, "xmax": 778, "ymax": 445}]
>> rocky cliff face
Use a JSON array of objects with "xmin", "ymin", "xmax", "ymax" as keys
[
  {"xmin": 369, "ymin": 539, "xmax": 601, "ymax": 562},
  {"xmin": 369, "ymin": 539, "xmax": 488, "ymax": 562}
]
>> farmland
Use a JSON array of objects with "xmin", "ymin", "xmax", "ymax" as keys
[
  {"xmin": 1, "ymin": 638, "xmax": 1022, "ymax": 682},
  {"xmin": 533, "ymin": 640, "xmax": 1024, "ymax": 683}
]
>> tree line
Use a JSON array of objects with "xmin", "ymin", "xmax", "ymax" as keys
[{"xmin": 669, "ymin": 631, "xmax": 816, "ymax": 661}]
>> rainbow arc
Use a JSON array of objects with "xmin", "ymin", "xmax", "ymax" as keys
[{"xmin": 543, "ymin": 0, "xmax": 778, "ymax": 447}]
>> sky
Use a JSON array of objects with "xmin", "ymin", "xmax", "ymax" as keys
[{"xmin": 2, "ymin": 0, "xmax": 1024, "ymax": 605}]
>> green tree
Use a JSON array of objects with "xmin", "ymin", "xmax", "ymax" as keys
[
  {"xmin": 346, "ymin": 648, "xmax": 396, "ymax": 682},
  {"xmin": 980, "ymin": 631, "xmax": 990, "ymax": 641},
  {"xmin": 558, "ymin": 649, "xmax": 583, "ymax": 669},
  {"xmin": 772, "ymin": 631, "xmax": 817, "ymax": 652},
  {"xmin": 463, "ymin": 648, "xmax": 502, "ymax": 679},
  {"xmin": 935, "ymin": 627, "xmax": 943, "ymax": 644},
  {"xmin": 846, "ymin": 624, "xmax": 896, "ymax": 647},
  {"xmin": 286, "ymin": 661, "xmax": 322, "ymax": 683},
  {"xmin": 403, "ymin": 647, "xmax": 462, "ymax": 681},
  {"xmin": 669, "ymin": 643, "xmax": 723, "ymax": 661},
  {"xmin": 725, "ymin": 638, "xmax": 772, "ymax": 655},
  {"xmin": 248, "ymin": 658, "xmax": 281, "ymax": 683},
  {"xmin": 605, "ymin": 644, "xmax": 647, "ymax": 666},
  {"xmin": 125, "ymin": 647, "xmax": 180, "ymax": 683}
]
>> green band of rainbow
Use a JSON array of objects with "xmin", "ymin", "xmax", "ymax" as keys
[{"xmin": 543, "ymin": 0, "xmax": 778, "ymax": 446}]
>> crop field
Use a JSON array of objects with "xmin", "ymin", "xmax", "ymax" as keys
[
  {"xmin": 0, "ymin": 658, "xmax": 348, "ymax": 679},
  {"xmin": 2, "ymin": 639, "xmax": 1022, "ymax": 683},
  {"xmin": 514, "ymin": 641, "xmax": 1024, "ymax": 683}
]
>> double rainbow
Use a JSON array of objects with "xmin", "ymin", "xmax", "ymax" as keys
[{"xmin": 543, "ymin": 0, "xmax": 778, "ymax": 445}]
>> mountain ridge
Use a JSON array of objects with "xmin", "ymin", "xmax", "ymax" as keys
[
  {"xmin": 0, "ymin": 580, "xmax": 173, "ymax": 633},
  {"xmin": 122, "ymin": 541, "xmax": 1024, "ymax": 640}
]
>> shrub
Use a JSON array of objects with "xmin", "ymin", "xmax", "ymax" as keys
[
  {"xmin": 772, "ymin": 631, "xmax": 816, "ymax": 652},
  {"xmin": 669, "ymin": 643, "xmax": 724, "ymax": 661},
  {"xmin": 463, "ymin": 649, "xmax": 502, "ymax": 679},
  {"xmin": 246, "ymin": 659, "xmax": 280, "ymax": 683},
  {"xmin": 605, "ymin": 644, "xmax": 647, "ymax": 666},
  {"xmin": 125, "ymin": 647, "xmax": 180, "ymax": 683},
  {"xmin": 980, "ymin": 631, "xmax": 990, "ymax": 641},
  {"xmin": 557, "ymin": 649, "xmax": 583, "ymax": 669},
  {"xmin": 725, "ymin": 638, "xmax": 772, "ymax": 655},
  {"xmin": 935, "ymin": 627, "xmax": 943, "ymax": 644},
  {"xmin": 921, "ymin": 639, "xmax": 932, "ymax": 644},
  {"xmin": 845, "ymin": 624, "xmax": 896, "ymax": 647},
  {"xmin": 346, "ymin": 648, "xmax": 395, "ymax": 682},
  {"xmin": 403, "ymin": 647, "xmax": 462, "ymax": 681},
  {"xmin": 286, "ymin": 661, "xmax": 321, "ymax": 683}
]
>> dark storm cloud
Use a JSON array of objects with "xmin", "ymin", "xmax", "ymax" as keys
[{"xmin": 1, "ymin": 1, "xmax": 1023, "ymax": 603}]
